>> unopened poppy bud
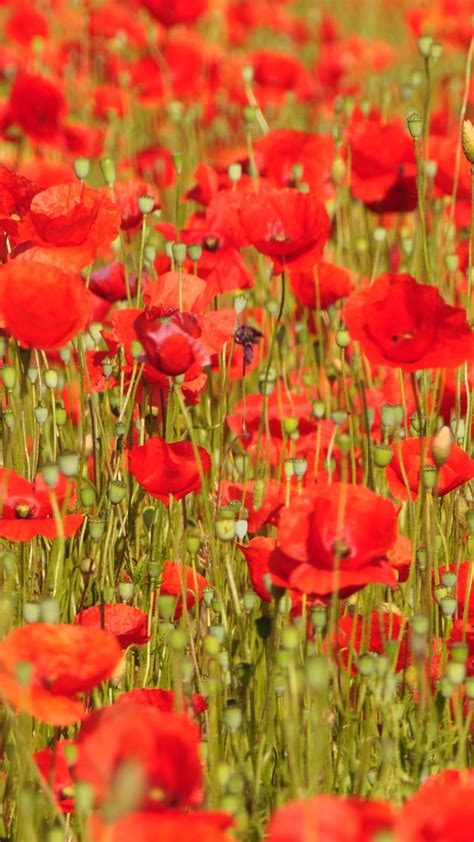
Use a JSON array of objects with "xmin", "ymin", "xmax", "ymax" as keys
[
  {"xmin": 228, "ymin": 162, "xmax": 242, "ymax": 183},
  {"xmin": 312, "ymin": 400, "xmax": 325, "ymax": 419},
  {"xmin": 100, "ymin": 156, "xmax": 116, "ymax": 186},
  {"xmin": 278, "ymin": 594, "xmax": 292, "ymax": 615},
  {"xmin": 169, "ymin": 628, "xmax": 187, "ymax": 652},
  {"xmin": 431, "ymin": 425, "xmax": 452, "ymax": 468},
  {"xmin": 80, "ymin": 486, "xmax": 96, "ymax": 509},
  {"xmin": 235, "ymin": 518, "xmax": 248, "ymax": 539},
  {"xmin": 171, "ymin": 241, "xmax": 187, "ymax": 265},
  {"xmin": 215, "ymin": 507, "xmax": 236, "ymax": 542},
  {"xmin": 284, "ymin": 458, "xmax": 295, "ymax": 480},
  {"xmin": 242, "ymin": 64, "xmax": 254, "ymax": 84},
  {"xmin": 155, "ymin": 594, "xmax": 174, "ymax": 620},
  {"xmin": 41, "ymin": 462, "xmax": 59, "ymax": 488},
  {"xmin": 56, "ymin": 407, "xmax": 67, "ymax": 427},
  {"xmin": 118, "ymin": 582, "xmax": 134, "ymax": 602},
  {"xmin": 27, "ymin": 364, "xmax": 39, "ymax": 384},
  {"xmin": 282, "ymin": 416, "xmax": 299, "ymax": 435},
  {"xmin": 243, "ymin": 590, "xmax": 256, "ymax": 611},
  {"xmin": 440, "ymin": 596, "xmax": 457, "ymax": 617},
  {"xmin": 1, "ymin": 365, "xmax": 16, "ymax": 391},
  {"xmin": 58, "ymin": 450, "xmax": 80, "ymax": 477},
  {"xmin": 199, "ymin": 587, "xmax": 212, "ymax": 608},
  {"xmin": 331, "ymin": 157, "xmax": 346, "ymax": 185},
  {"xmin": 80, "ymin": 558, "xmax": 96, "ymax": 575},
  {"xmin": 416, "ymin": 547, "xmax": 427, "ymax": 571},
  {"xmin": 358, "ymin": 653, "xmax": 376, "ymax": 677},
  {"xmin": 130, "ymin": 340, "xmax": 144, "ymax": 360},
  {"xmin": 462, "ymin": 120, "xmax": 474, "ymax": 164},
  {"xmin": 422, "ymin": 465, "xmax": 437, "ymax": 490},
  {"xmin": 88, "ymin": 517, "xmax": 105, "ymax": 540},
  {"xmin": 73, "ymin": 157, "xmax": 90, "ymax": 181},
  {"xmin": 450, "ymin": 641, "xmax": 468, "ymax": 663},
  {"xmin": 335, "ymin": 327, "xmax": 350, "ymax": 348},
  {"xmin": 172, "ymin": 151, "xmax": 184, "ymax": 175},
  {"xmin": 407, "ymin": 111, "xmax": 423, "ymax": 140},
  {"xmin": 101, "ymin": 357, "xmax": 114, "ymax": 380},
  {"xmin": 24, "ymin": 602, "xmax": 41, "ymax": 624},
  {"xmin": 373, "ymin": 443, "xmax": 393, "ymax": 468},
  {"xmin": 138, "ymin": 194, "xmax": 155, "ymax": 215},
  {"xmin": 331, "ymin": 410, "xmax": 347, "ymax": 426},
  {"xmin": 424, "ymin": 159, "xmax": 438, "ymax": 179},
  {"xmin": 439, "ymin": 676, "xmax": 454, "ymax": 699},
  {"xmin": 187, "ymin": 243, "xmax": 202, "ymax": 262},
  {"xmin": 429, "ymin": 41, "xmax": 442, "ymax": 61},
  {"xmin": 417, "ymin": 35, "xmax": 433, "ymax": 57},
  {"xmin": 234, "ymin": 293, "xmax": 248, "ymax": 315}
]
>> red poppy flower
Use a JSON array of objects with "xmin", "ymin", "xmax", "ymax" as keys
[
  {"xmin": 89, "ymin": 262, "xmax": 136, "ymax": 303},
  {"xmin": 235, "ymin": 188, "xmax": 330, "ymax": 274},
  {"xmin": 0, "ymin": 467, "xmax": 83, "ymax": 541},
  {"xmin": 267, "ymin": 794, "xmax": 394, "ymax": 842},
  {"xmin": 387, "ymin": 534, "xmax": 412, "ymax": 583},
  {"xmin": 158, "ymin": 560, "xmax": 210, "ymax": 618},
  {"xmin": 343, "ymin": 273, "xmax": 473, "ymax": 371},
  {"xmin": 385, "ymin": 437, "xmax": 474, "ymax": 501},
  {"xmin": 5, "ymin": 4, "xmax": 48, "ymax": 46},
  {"xmin": 219, "ymin": 480, "xmax": 284, "ymax": 533},
  {"xmin": 448, "ymin": 620, "xmax": 474, "ymax": 676},
  {"xmin": 0, "ymin": 164, "xmax": 38, "ymax": 238},
  {"xmin": 34, "ymin": 741, "xmax": 75, "ymax": 813},
  {"xmin": 6, "ymin": 73, "xmax": 65, "ymax": 143},
  {"xmin": 441, "ymin": 561, "xmax": 474, "ymax": 624},
  {"xmin": 0, "ymin": 624, "xmax": 122, "ymax": 725},
  {"xmin": 254, "ymin": 130, "xmax": 336, "ymax": 199},
  {"xmin": 89, "ymin": 2, "xmax": 147, "ymax": 46},
  {"xmin": 89, "ymin": 810, "xmax": 234, "ymax": 842},
  {"xmin": 290, "ymin": 262, "xmax": 353, "ymax": 310},
  {"xmin": 333, "ymin": 611, "xmax": 410, "ymax": 674},
  {"xmin": 116, "ymin": 688, "xmax": 207, "ymax": 717},
  {"xmin": 110, "ymin": 180, "xmax": 160, "ymax": 231},
  {"xmin": 0, "ymin": 262, "xmax": 92, "ymax": 351},
  {"xmin": 396, "ymin": 769, "xmax": 474, "ymax": 842},
  {"xmin": 134, "ymin": 308, "xmax": 211, "ymax": 378},
  {"xmin": 347, "ymin": 118, "xmax": 417, "ymax": 213},
  {"xmin": 12, "ymin": 183, "xmax": 121, "ymax": 270},
  {"xmin": 75, "ymin": 604, "xmax": 150, "ymax": 649},
  {"xmin": 75, "ymin": 702, "xmax": 202, "ymax": 810},
  {"xmin": 135, "ymin": 145, "xmax": 175, "ymax": 189},
  {"xmin": 141, "ymin": 0, "xmax": 208, "ymax": 27},
  {"xmin": 129, "ymin": 437, "xmax": 212, "ymax": 504},
  {"xmin": 269, "ymin": 484, "xmax": 398, "ymax": 597}
]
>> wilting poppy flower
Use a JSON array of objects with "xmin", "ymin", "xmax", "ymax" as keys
[
  {"xmin": 6, "ymin": 73, "xmax": 66, "ymax": 143},
  {"xmin": 75, "ymin": 604, "xmax": 150, "ymax": 649},
  {"xmin": 396, "ymin": 769, "xmax": 474, "ymax": 842},
  {"xmin": 0, "ymin": 262, "xmax": 92, "ymax": 351},
  {"xmin": 158, "ymin": 560, "xmax": 210, "ymax": 618},
  {"xmin": 333, "ymin": 611, "xmax": 410, "ymax": 674},
  {"xmin": 129, "ymin": 437, "xmax": 212, "ymax": 504},
  {"xmin": 269, "ymin": 484, "xmax": 398, "ymax": 597},
  {"xmin": 141, "ymin": 0, "xmax": 208, "ymax": 27},
  {"xmin": 134, "ymin": 308, "xmax": 211, "ymax": 378},
  {"xmin": 0, "ymin": 624, "xmax": 122, "ymax": 725},
  {"xmin": 12, "ymin": 183, "xmax": 120, "ymax": 271},
  {"xmin": 385, "ymin": 437, "xmax": 474, "ymax": 501},
  {"xmin": 75, "ymin": 702, "xmax": 202, "ymax": 811},
  {"xmin": 347, "ymin": 118, "xmax": 417, "ymax": 213},
  {"xmin": 234, "ymin": 188, "xmax": 330, "ymax": 273},
  {"xmin": 116, "ymin": 688, "xmax": 208, "ymax": 717},
  {"xmin": 267, "ymin": 794, "xmax": 394, "ymax": 842},
  {"xmin": 0, "ymin": 468, "xmax": 83, "ymax": 541},
  {"xmin": 290, "ymin": 262, "xmax": 353, "ymax": 310},
  {"xmin": 88, "ymin": 810, "xmax": 234, "ymax": 842},
  {"xmin": 34, "ymin": 741, "xmax": 75, "ymax": 813},
  {"xmin": 343, "ymin": 273, "xmax": 473, "ymax": 371}
]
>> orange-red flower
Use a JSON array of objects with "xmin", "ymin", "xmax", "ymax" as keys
[
  {"xmin": 6, "ymin": 73, "xmax": 66, "ymax": 143},
  {"xmin": 0, "ymin": 624, "xmax": 122, "ymax": 725},
  {"xmin": 88, "ymin": 810, "xmax": 234, "ymax": 842},
  {"xmin": 396, "ymin": 769, "xmax": 474, "ymax": 842},
  {"xmin": 129, "ymin": 437, "xmax": 212, "ymax": 504},
  {"xmin": 385, "ymin": 437, "xmax": 474, "ymax": 501},
  {"xmin": 0, "ymin": 468, "xmax": 83, "ymax": 541},
  {"xmin": 158, "ymin": 560, "xmax": 210, "ymax": 618},
  {"xmin": 0, "ymin": 262, "xmax": 92, "ymax": 350},
  {"xmin": 267, "ymin": 794, "xmax": 394, "ymax": 842},
  {"xmin": 75, "ymin": 604, "xmax": 150, "ymax": 649}
]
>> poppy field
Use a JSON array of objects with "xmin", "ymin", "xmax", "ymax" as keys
[{"xmin": 0, "ymin": 0, "xmax": 474, "ymax": 839}]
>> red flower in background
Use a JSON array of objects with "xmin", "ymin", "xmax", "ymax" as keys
[
  {"xmin": 234, "ymin": 188, "xmax": 330, "ymax": 273},
  {"xmin": 290, "ymin": 262, "xmax": 353, "ymax": 310},
  {"xmin": 343, "ymin": 273, "xmax": 473, "ymax": 370},
  {"xmin": 5, "ymin": 4, "xmax": 48, "ymax": 47},
  {"xmin": 267, "ymin": 794, "xmax": 394, "ymax": 842},
  {"xmin": 89, "ymin": 810, "xmax": 234, "ymax": 842},
  {"xmin": 396, "ymin": 769, "xmax": 474, "ymax": 842},
  {"xmin": 75, "ymin": 604, "xmax": 150, "ymax": 649},
  {"xmin": 129, "ymin": 437, "xmax": 212, "ymax": 504},
  {"xmin": 254, "ymin": 129, "xmax": 335, "ymax": 199},
  {"xmin": 34, "ymin": 741, "xmax": 75, "ymax": 813},
  {"xmin": 158, "ymin": 560, "xmax": 210, "ymax": 618},
  {"xmin": 219, "ymin": 479, "xmax": 284, "ymax": 533},
  {"xmin": 6, "ymin": 73, "xmax": 66, "ymax": 143},
  {"xmin": 0, "ymin": 468, "xmax": 83, "ymax": 541},
  {"xmin": 269, "ymin": 484, "xmax": 398, "ymax": 597},
  {"xmin": 333, "ymin": 612, "xmax": 410, "ymax": 674},
  {"xmin": 141, "ymin": 0, "xmax": 208, "ymax": 27},
  {"xmin": 0, "ymin": 262, "xmax": 92, "ymax": 350},
  {"xmin": 347, "ymin": 118, "xmax": 417, "ymax": 213},
  {"xmin": 12, "ymin": 183, "xmax": 120, "ymax": 270},
  {"xmin": 115, "ymin": 688, "xmax": 208, "ymax": 717},
  {"xmin": 75, "ymin": 702, "xmax": 202, "ymax": 810},
  {"xmin": 89, "ymin": 261, "xmax": 136, "ymax": 303},
  {"xmin": 385, "ymin": 437, "xmax": 474, "ymax": 501},
  {"xmin": 134, "ymin": 308, "xmax": 211, "ymax": 378},
  {"xmin": 0, "ymin": 624, "xmax": 122, "ymax": 725},
  {"xmin": 0, "ymin": 164, "xmax": 38, "ymax": 238},
  {"xmin": 110, "ymin": 180, "xmax": 160, "ymax": 231}
]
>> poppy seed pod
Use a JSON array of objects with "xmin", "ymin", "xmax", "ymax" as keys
[
  {"xmin": 41, "ymin": 462, "xmax": 59, "ymax": 488},
  {"xmin": 73, "ymin": 157, "xmax": 90, "ymax": 181},
  {"xmin": 374, "ymin": 443, "xmax": 394, "ymax": 468},
  {"xmin": 172, "ymin": 151, "xmax": 184, "ymax": 175},
  {"xmin": 228, "ymin": 162, "xmax": 242, "ymax": 183},
  {"xmin": 44, "ymin": 369, "xmax": 58, "ymax": 390},
  {"xmin": 1, "ymin": 366, "xmax": 16, "ymax": 391},
  {"xmin": 138, "ymin": 194, "xmax": 155, "ymax": 215},
  {"xmin": 462, "ymin": 120, "xmax": 474, "ymax": 165},
  {"xmin": 441, "ymin": 570, "xmax": 457, "ymax": 589},
  {"xmin": 58, "ymin": 450, "xmax": 80, "ymax": 478},
  {"xmin": 417, "ymin": 35, "xmax": 433, "ymax": 57},
  {"xmin": 109, "ymin": 481, "xmax": 127, "ymax": 505},
  {"xmin": 100, "ymin": 156, "xmax": 116, "ymax": 187},
  {"xmin": 407, "ymin": 112, "xmax": 423, "ymax": 140},
  {"xmin": 431, "ymin": 425, "xmax": 453, "ymax": 468},
  {"xmin": 187, "ymin": 243, "xmax": 202, "ymax": 262}
]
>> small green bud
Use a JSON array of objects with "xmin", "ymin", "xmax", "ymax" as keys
[
  {"xmin": 1, "ymin": 365, "xmax": 16, "ymax": 391},
  {"xmin": 407, "ymin": 112, "xmax": 423, "ymax": 140},
  {"xmin": 109, "ymin": 480, "xmax": 127, "ymax": 505},
  {"xmin": 373, "ymin": 443, "xmax": 393, "ymax": 468},
  {"xmin": 74, "ymin": 156, "xmax": 90, "ymax": 181},
  {"xmin": 138, "ymin": 194, "xmax": 155, "ymax": 215},
  {"xmin": 58, "ymin": 450, "xmax": 80, "ymax": 478},
  {"xmin": 100, "ymin": 156, "xmax": 116, "ymax": 186}
]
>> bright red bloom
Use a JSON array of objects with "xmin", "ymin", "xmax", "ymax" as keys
[
  {"xmin": 141, "ymin": 0, "xmax": 208, "ymax": 27},
  {"xmin": 110, "ymin": 180, "xmax": 160, "ymax": 231},
  {"xmin": 347, "ymin": 118, "xmax": 417, "ymax": 213},
  {"xmin": 75, "ymin": 702, "xmax": 202, "ymax": 810},
  {"xmin": 219, "ymin": 479, "xmax": 284, "ymax": 533},
  {"xmin": 134, "ymin": 308, "xmax": 211, "ymax": 377},
  {"xmin": 12, "ymin": 183, "xmax": 121, "ymax": 270},
  {"xmin": 387, "ymin": 534, "xmax": 412, "ymax": 583},
  {"xmin": 0, "ymin": 262, "xmax": 92, "ymax": 350},
  {"xmin": 269, "ymin": 484, "xmax": 398, "ymax": 597},
  {"xmin": 34, "ymin": 741, "xmax": 75, "ymax": 813},
  {"xmin": 5, "ymin": 4, "xmax": 48, "ymax": 46},
  {"xmin": 442, "ymin": 561, "xmax": 474, "ymax": 624},
  {"xmin": 116, "ymin": 688, "xmax": 208, "ymax": 717},
  {"xmin": 129, "ymin": 437, "xmax": 212, "ymax": 504},
  {"xmin": 343, "ymin": 273, "xmax": 473, "ymax": 371},
  {"xmin": 396, "ymin": 769, "xmax": 474, "ymax": 842},
  {"xmin": 0, "ymin": 164, "xmax": 38, "ymax": 238},
  {"xmin": 290, "ymin": 262, "xmax": 353, "ymax": 310},
  {"xmin": 234, "ymin": 188, "xmax": 330, "ymax": 273},
  {"xmin": 6, "ymin": 73, "xmax": 65, "ymax": 143},
  {"xmin": 158, "ymin": 560, "xmax": 210, "ymax": 618},
  {"xmin": 385, "ymin": 437, "xmax": 474, "ymax": 501},
  {"xmin": 89, "ymin": 810, "xmax": 234, "ymax": 842},
  {"xmin": 448, "ymin": 621, "xmax": 474, "ymax": 676},
  {"xmin": 0, "ymin": 468, "xmax": 83, "ymax": 541},
  {"xmin": 254, "ymin": 130, "xmax": 335, "ymax": 199},
  {"xmin": 267, "ymin": 794, "xmax": 394, "ymax": 842},
  {"xmin": 89, "ymin": 262, "xmax": 136, "ymax": 303},
  {"xmin": 333, "ymin": 612, "xmax": 410, "ymax": 674},
  {"xmin": 75, "ymin": 604, "xmax": 150, "ymax": 649},
  {"xmin": 0, "ymin": 624, "xmax": 122, "ymax": 725}
]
